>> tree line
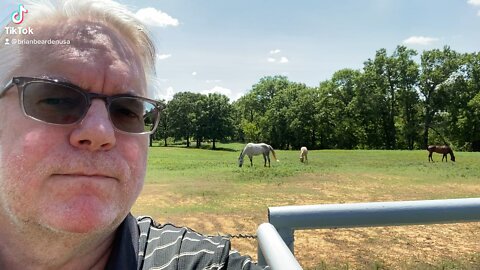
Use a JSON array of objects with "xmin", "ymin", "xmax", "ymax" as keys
[{"xmin": 152, "ymin": 45, "xmax": 480, "ymax": 151}]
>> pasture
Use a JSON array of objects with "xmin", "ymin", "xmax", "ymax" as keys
[{"xmin": 132, "ymin": 143, "xmax": 480, "ymax": 269}]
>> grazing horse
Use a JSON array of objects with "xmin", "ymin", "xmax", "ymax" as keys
[
  {"xmin": 428, "ymin": 145, "xmax": 455, "ymax": 162},
  {"xmin": 299, "ymin": 146, "xmax": 308, "ymax": 163},
  {"xmin": 238, "ymin": 143, "xmax": 279, "ymax": 167}
]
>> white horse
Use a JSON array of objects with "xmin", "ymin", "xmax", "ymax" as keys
[
  {"xmin": 238, "ymin": 143, "xmax": 279, "ymax": 167},
  {"xmin": 299, "ymin": 146, "xmax": 308, "ymax": 163}
]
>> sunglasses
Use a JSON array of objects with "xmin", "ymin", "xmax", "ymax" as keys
[{"xmin": 0, "ymin": 77, "xmax": 162, "ymax": 134}]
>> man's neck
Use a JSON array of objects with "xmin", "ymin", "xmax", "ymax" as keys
[{"xmin": 0, "ymin": 219, "xmax": 117, "ymax": 270}]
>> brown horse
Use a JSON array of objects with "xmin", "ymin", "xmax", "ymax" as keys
[{"xmin": 427, "ymin": 145, "xmax": 455, "ymax": 162}]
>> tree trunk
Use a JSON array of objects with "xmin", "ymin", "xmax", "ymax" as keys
[
  {"xmin": 423, "ymin": 115, "xmax": 430, "ymax": 149},
  {"xmin": 196, "ymin": 138, "xmax": 201, "ymax": 148}
]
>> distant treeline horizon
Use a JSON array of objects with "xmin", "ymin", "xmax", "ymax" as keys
[{"xmin": 152, "ymin": 45, "xmax": 480, "ymax": 152}]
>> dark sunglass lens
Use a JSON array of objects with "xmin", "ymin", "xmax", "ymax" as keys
[
  {"xmin": 22, "ymin": 82, "xmax": 87, "ymax": 124},
  {"xmin": 110, "ymin": 97, "xmax": 159, "ymax": 133}
]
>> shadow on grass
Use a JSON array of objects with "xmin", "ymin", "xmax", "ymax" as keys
[{"xmin": 150, "ymin": 143, "xmax": 237, "ymax": 152}]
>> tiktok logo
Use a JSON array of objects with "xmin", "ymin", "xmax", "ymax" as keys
[{"xmin": 11, "ymin": 4, "xmax": 28, "ymax": 24}]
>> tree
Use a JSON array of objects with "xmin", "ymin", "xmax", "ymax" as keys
[
  {"xmin": 446, "ymin": 52, "xmax": 480, "ymax": 150},
  {"xmin": 167, "ymin": 92, "xmax": 203, "ymax": 147},
  {"xmin": 202, "ymin": 93, "xmax": 234, "ymax": 149},
  {"xmin": 391, "ymin": 46, "xmax": 420, "ymax": 150},
  {"xmin": 152, "ymin": 100, "xmax": 168, "ymax": 146},
  {"xmin": 317, "ymin": 69, "xmax": 361, "ymax": 149},
  {"xmin": 356, "ymin": 62, "xmax": 387, "ymax": 149},
  {"xmin": 419, "ymin": 46, "xmax": 461, "ymax": 148},
  {"xmin": 287, "ymin": 86, "xmax": 320, "ymax": 149},
  {"xmin": 234, "ymin": 76, "xmax": 290, "ymax": 146}
]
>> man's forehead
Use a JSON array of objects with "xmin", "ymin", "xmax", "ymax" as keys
[{"xmin": 18, "ymin": 19, "xmax": 146, "ymax": 95}]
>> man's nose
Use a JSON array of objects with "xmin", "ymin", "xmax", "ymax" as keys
[{"xmin": 69, "ymin": 100, "xmax": 116, "ymax": 151}]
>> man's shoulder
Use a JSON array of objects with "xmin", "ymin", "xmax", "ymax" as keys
[
  {"xmin": 135, "ymin": 216, "xmax": 267, "ymax": 270},
  {"xmin": 136, "ymin": 215, "xmax": 231, "ymax": 253}
]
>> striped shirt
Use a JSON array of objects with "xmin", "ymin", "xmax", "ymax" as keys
[{"xmin": 105, "ymin": 214, "xmax": 269, "ymax": 270}]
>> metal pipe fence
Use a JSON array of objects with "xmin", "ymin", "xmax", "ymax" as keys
[
  {"xmin": 256, "ymin": 223, "xmax": 303, "ymax": 270},
  {"xmin": 257, "ymin": 198, "xmax": 480, "ymax": 269}
]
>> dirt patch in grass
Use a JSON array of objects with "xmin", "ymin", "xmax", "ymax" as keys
[{"xmin": 135, "ymin": 167, "xmax": 480, "ymax": 269}]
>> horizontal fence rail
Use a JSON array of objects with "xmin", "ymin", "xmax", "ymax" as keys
[
  {"xmin": 258, "ymin": 198, "xmax": 480, "ymax": 267},
  {"xmin": 256, "ymin": 223, "xmax": 303, "ymax": 270},
  {"xmin": 269, "ymin": 198, "xmax": 480, "ymax": 230}
]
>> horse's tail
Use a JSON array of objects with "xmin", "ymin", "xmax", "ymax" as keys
[{"xmin": 269, "ymin": 145, "xmax": 279, "ymax": 162}]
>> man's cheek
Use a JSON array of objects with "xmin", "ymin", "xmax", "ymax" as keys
[
  {"xmin": 10, "ymin": 130, "xmax": 58, "ymax": 159},
  {"xmin": 120, "ymin": 137, "xmax": 148, "ymax": 165}
]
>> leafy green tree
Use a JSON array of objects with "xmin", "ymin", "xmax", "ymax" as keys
[
  {"xmin": 168, "ymin": 92, "xmax": 203, "ymax": 147},
  {"xmin": 287, "ymin": 86, "xmax": 320, "ymax": 149},
  {"xmin": 235, "ymin": 76, "xmax": 290, "ymax": 146},
  {"xmin": 202, "ymin": 93, "xmax": 234, "ymax": 149},
  {"xmin": 191, "ymin": 94, "xmax": 208, "ymax": 148},
  {"xmin": 239, "ymin": 119, "xmax": 261, "ymax": 143},
  {"xmin": 233, "ymin": 94, "xmax": 261, "ymax": 142},
  {"xmin": 466, "ymin": 92, "xmax": 480, "ymax": 151},
  {"xmin": 249, "ymin": 75, "xmax": 290, "ymax": 114},
  {"xmin": 355, "ymin": 63, "xmax": 387, "ymax": 149},
  {"xmin": 391, "ymin": 46, "xmax": 420, "ymax": 150},
  {"xmin": 317, "ymin": 69, "xmax": 361, "ymax": 149},
  {"xmin": 419, "ymin": 46, "xmax": 461, "ymax": 148},
  {"xmin": 152, "ymin": 100, "xmax": 168, "ymax": 146},
  {"xmin": 445, "ymin": 52, "xmax": 480, "ymax": 150},
  {"xmin": 266, "ymin": 82, "xmax": 304, "ymax": 149}
]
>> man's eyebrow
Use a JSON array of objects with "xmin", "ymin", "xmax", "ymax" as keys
[{"xmin": 36, "ymin": 75, "xmax": 140, "ymax": 96}]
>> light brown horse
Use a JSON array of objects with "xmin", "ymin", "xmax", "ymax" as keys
[
  {"xmin": 299, "ymin": 146, "xmax": 308, "ymax": 163},
  {"xmin": 428, "ymin": 145, "xmax": 455, "ymax": 162}
]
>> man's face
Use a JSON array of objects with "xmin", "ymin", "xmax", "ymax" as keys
[{"xmin": 0, "ymin": 20, "xmax": 148, "ymax": 234}]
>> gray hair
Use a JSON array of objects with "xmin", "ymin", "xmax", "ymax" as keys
[{"xmin": 0, "ymin": 0, "xmax": 158, "ymax": 98}]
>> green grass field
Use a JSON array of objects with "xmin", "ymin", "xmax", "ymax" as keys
[{"xmin": 132, "ymin": 143, "xmax": 480, "ymax": 269}]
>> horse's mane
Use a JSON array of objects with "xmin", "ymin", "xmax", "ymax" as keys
[{"xmin": 238, "ymin": 147, "xmax": 245, "ymax": 158}]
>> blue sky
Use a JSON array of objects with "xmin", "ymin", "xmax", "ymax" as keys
[{"xmin": 2, "ymin": 0, "xmax": 479, "ymax": 101}]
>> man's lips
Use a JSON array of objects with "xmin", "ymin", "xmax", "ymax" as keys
[{"xmin": 52, "ymin": 173, "xmax": 118, "ymax": 180}]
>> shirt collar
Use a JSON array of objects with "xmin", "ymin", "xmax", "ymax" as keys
[{"xmin": 104, "ymin": 213, "xmax": 139, "ymax": 270}]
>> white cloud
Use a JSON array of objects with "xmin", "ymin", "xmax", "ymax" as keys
[
  {"xmin": 279, "ymin": 57, "xmax": 289, "ymax": 63},
  {"xmin": 154, "ymin": 86, "xmax": 175, "ymax": 101},
  {"xmin": 205, "ymin": 79, "xmax": 221, "ymax": 83},
  {"xmin": 478, "ymin": 10, "xmax": 480, "ymax": 16},
  {"xmin": 231, "ymin": 92, "xmax": 244, "ymax": 102},
  {"xmin": 156, "ymin": 54, "xmax": 171, "ymax": 60},
  {"xmin": 135, "ymin": 7, "xmax": 179, "ymax": 27},
  {"xmin": 201, "ymin": 86, "xmax": 232, "ymax": 97},
  {"xmin": 269, "ymin": 49, "xmax": 281, "ymax": 54},
  {"xmin": 268, "ymin": 56, "xmax": 289, "ymax": 63},
  {"xmin": 402, "ymin": 36, "xmax": 439, "ymax": 46},
  {"xmin": 192, "ymin": 71, "xmax": 197, "ymax": 76},
  {"xmin": 468, "ymin": 0, "xmax": 480, "ymax": 6}
]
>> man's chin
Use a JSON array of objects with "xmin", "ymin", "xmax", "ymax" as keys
[{"xmin": 42, "ymin": 199, "xmax": 123, "ymax": 234}]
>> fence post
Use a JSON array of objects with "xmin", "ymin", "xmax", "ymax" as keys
[{"xmin": 257, "ymin": 223, "xmax": 302, "ymax": 270}]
